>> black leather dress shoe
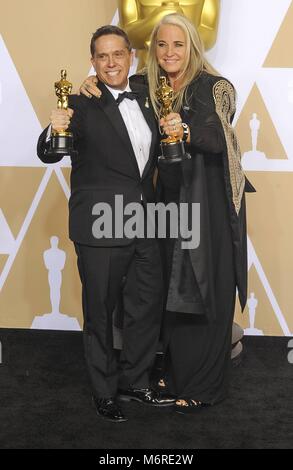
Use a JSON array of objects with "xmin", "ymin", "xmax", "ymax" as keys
[
  {"xmin": 92, "ymin": 396, "xmax": 128, "ymax": 422},
  {"xmin": 118, "ymin": 387, "xmax": 176, "ymax": 407}
]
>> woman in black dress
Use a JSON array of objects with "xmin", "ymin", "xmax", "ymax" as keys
[{"xmin": 146, "ymin": 13, "xmax": 253, "ymax": 413}]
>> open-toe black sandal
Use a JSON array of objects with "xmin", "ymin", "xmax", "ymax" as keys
[{"xmin": 174, "ymin": 399, "xmax": 210, "ymax": 414}]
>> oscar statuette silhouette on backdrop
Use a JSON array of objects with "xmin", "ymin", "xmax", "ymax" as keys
[
  {"xmin": 31, "ymin": 237, "xmax": 80, "ymax": 331},
  {"xmin": 245, "ymin": 293, "xmax": 263, "ymax": 336}
]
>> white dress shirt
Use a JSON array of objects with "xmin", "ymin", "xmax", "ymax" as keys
[{"xmin": 105, "ymin": 82, "xmax": 152, "ymax": 177}]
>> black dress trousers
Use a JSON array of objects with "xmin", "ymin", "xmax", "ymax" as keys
[{"xmin": 74, "ymin": 237, "xmax": 163, "ymax": 399}]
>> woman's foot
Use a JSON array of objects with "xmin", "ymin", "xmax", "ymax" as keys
[
  {"xmin": 174, "ymin": 398, "xmax": 210, "ymax": 414},
  {"xmin": 156, "ymin": 378, "xmax": 177, "ymax": 399},
  {"xmin": 158, "ymin": 378, "xmax": 166, "ymax": 388}
]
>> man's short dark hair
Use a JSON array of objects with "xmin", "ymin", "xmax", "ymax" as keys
[{"xmin": 90, "ymin": 25, "xmax": 132, "ymax": 57}]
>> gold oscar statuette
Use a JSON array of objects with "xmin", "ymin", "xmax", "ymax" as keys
[
  {"xmin": 46, "ymin": 70, "xmax": 77, "ymax": 158},
  {"xmin": 157, "ymin": 76, "xmax": 186, "ymax": 163},
  {"xmin": 118, "ymin": 0, "xmax": 220, "ymax": 69}
]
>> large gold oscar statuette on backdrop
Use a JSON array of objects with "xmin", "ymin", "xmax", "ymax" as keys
[
  {"xmin": 119, "ymin": 0, "xmax": 220, "ymax": 69},
  {"xmin": 157, "ymin": 76, "xmax": 186, "ymax": 163},
  {"xmin": 46, "ymin": 70, "xmax": 77, "ymax": 158}
]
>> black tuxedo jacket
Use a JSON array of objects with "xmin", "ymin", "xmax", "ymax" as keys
[{"xmin": 37, "ymin": 81, "xmax": 159, "ymax": 247}]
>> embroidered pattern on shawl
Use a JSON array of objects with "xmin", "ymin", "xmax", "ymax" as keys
[{"xmin": 213, "ymin": 79, "xmax": 245, "ymax": 215}]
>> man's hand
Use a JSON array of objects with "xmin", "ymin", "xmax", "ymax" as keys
[
  {"xmin": 50, "ymin": 108, "xmax": 74, "ymax": 133},
  {"xmin": 79, "ymin": 75, "xmax": 101, "ymax": 99}
]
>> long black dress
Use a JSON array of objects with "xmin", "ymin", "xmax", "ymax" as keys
[{"xmin": 157, "ymin": 71, "xmax": 250, "ymax": 404}]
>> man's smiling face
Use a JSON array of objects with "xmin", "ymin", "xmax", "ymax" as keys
[{"xmin": 91, "ymin": 34, "xmax": 133, "ymax": 90}]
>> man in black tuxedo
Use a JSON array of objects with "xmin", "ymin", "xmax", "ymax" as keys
[{"xmin": 37, "ymin": 25, "xmax": 175, "ymax": 422}]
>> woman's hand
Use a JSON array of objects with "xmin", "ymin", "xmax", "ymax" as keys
[
  {"xmin": 160, "ymin": 113, "xmax": 183, "ymax": 139},
  {"xmin": 50, "ymin": 108, "xmax": 73, "ymax": 133},
  {"xmin": 79, "ymin": 75, "xmax": 101, "ymax": 99}
]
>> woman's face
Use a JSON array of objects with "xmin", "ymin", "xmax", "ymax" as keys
[{"xmin": 156, "ymin": 24, "xmax": 187, "ymax": 77}]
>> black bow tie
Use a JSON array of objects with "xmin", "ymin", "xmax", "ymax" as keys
[{"xmin": 116, "ymin": 91, "xmax": 140, "ymax": 105}]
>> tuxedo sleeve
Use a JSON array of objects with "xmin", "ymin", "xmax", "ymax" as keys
[{"xmin": 36, "ymin": 95, "xmax": 86, "ymax": 164}]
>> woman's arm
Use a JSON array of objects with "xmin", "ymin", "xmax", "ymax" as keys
[{"xmin": 189, "ymin": 113, "xmax": 225, "ymax": 154}]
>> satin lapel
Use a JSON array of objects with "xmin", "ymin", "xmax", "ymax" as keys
[{"xmin": 93, "ymin": 82, "xmax": 140, "ymax": 178}]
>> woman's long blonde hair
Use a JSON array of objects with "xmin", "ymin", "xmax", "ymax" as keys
[{"xmin": 147, "ymin": 13, "xmax": 219, "ymax": 117}]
